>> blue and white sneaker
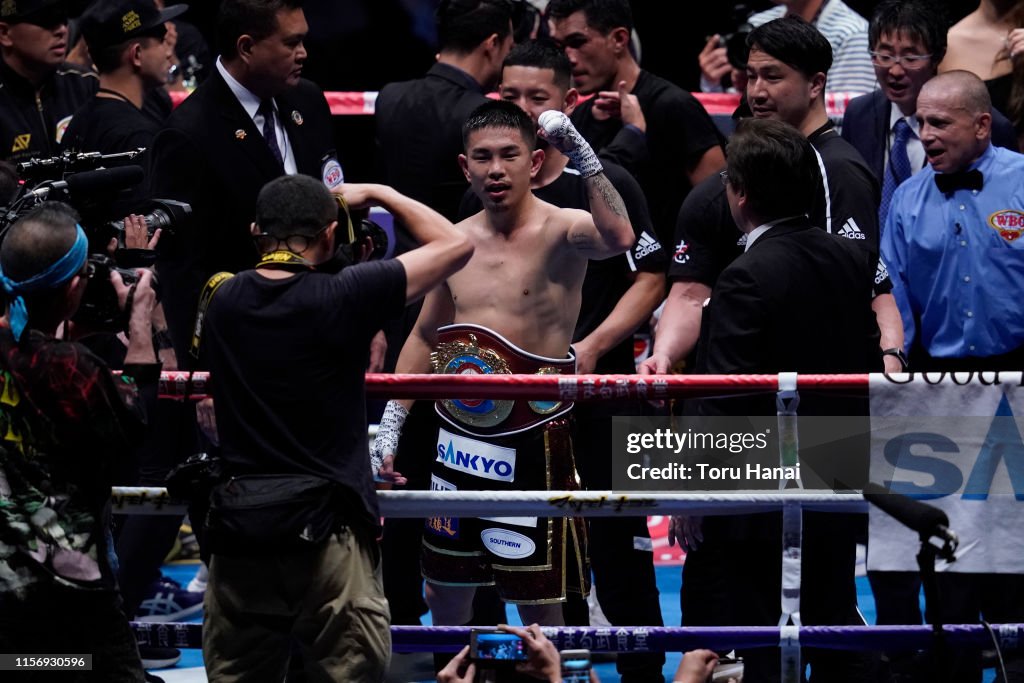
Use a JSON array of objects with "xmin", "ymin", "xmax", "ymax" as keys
[{"xmin": 136, "ymin": 576, "xmax": 204, "ymax": 622}]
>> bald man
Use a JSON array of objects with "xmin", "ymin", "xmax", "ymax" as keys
[
  {"xmin": 883, "ymin": 70, "xmax": 1024, "ymax": 371},
  {"xmin": 880, "ymin": 69, "xmax": 1024, "ymax": 682}
]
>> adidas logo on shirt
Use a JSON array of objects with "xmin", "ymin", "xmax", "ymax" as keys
[
  {"xmin": 634, "ymin": 231, "xmax": 662, "ymax": 259},
  {"xmin": 838, "ymin": 218, "xmax": 866, "ymax": 240}
]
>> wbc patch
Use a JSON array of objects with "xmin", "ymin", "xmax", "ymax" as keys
[
  {"xmin": 321, "ymin": 158, "xmax": 344, "ymax": 190},
  {"xmin": 988, "ymin": 209, "xmax": 1024, "ymax": 243}
]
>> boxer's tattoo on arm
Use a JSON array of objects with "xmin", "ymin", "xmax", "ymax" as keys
[{"xmin": 590, "ymin": 173, "xmax": 628, "ymax": 219}]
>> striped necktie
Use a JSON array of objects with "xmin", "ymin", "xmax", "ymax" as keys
[
  {"xmin": 257, "ymin": 98, "xmax": 284, "ymax": 167},
  {"xmin": 878, "ymin": 117, "xmax": 912, "ymax": 227}
]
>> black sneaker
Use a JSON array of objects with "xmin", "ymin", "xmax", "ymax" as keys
[{"xmin": 139, "ymin": 645, "xmax": 181, "ymax": 669}]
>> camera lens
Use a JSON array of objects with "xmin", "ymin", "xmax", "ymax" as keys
[
  {"xmin": 146, "ymin": 209, "xmax": 173, "ymax": 231},
  {"xmin": 725, "ymin": 28, "xmax": 751, "ymax": 69}
]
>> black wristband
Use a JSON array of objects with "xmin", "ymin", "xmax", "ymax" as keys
[
  {"xmin": 153, "ymin": 329, "xmax": 174, "ymax": 351},
  {"xmin": 882, "ymin": 347, "xmax": 909, "ymax": 371}
]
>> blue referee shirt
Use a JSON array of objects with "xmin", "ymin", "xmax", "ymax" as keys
[{"xmin": 882, "ymin": 144, "xmax": 1024, "ymax": 358}]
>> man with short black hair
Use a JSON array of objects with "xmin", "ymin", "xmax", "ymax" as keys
[
  {"xmin": 0, "ymin": 0, "xmax": 97, "ymax": 163},
  {"xmin": 374, "ymin": 0, "xmax": 516, "ymax": 627},
  {"xmin": 200, "ymin": 174, "xmax": 472, "ymax": 681},
  {"xmin": 0, "ymin": 201, "xmax": 158, "ymax": 681},
  {"xmin": 63, "ymin": 0, "xmax": 186, "ymax": 211},
  {"xmin": 149, "ymin": 0, "xmax": 341, "ymax": 365},
  {"xmin": 376, "ymin": 100, "xmax": 633, "ymax": 635},
  {"xmin": 479, "ymin": 39, "xmax": 667, "ymax": 682},
  {"xmin": 63, "ymin": 0, "xmax": 184, "ymax": 154},
  {"xmin": 548, "ymin": 0, "xmax": 726, "ymax": 250},
  {"xmin": 642, "ymin": 16, "xmax": 905, "ymax": 377},
  {"xmin": 842, "ymin": 0, "xmax": 1018, "ymax": 225},
  {"xmin": 376, "ymin": 0, "xmax": 515, "ymax": 224},
  {"xmin": 695, "ymin": 117, "xmax": 881, "ymax": 683}
]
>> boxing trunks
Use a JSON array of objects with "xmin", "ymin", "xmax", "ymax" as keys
[{"xmin": 421, "ymin": 324, "xmax": 589, "ymax": 604}]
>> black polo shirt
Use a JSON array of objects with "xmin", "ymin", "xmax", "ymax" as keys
[{"xmin": 670, "ymin": 121, "xmax": 891, "ymax": 294}]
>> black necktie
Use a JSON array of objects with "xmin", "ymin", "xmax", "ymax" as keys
[
  {"xmin": 934, "ymin": 168, "xmax": 983, "ymax": 195},
  {"xmin": 257, "ymin": 98, "xmax": 283, "ymax": 166}
]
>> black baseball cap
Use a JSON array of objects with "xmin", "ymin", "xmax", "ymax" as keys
[
  {"xmin": 0, "ymin": 0, "xmax": 72, "ymax": 24},
  {"xmin": 80, "ymin": 0, "xmax": 187, "ymax": 51}
]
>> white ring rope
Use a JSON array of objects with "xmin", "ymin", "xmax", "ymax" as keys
[{"xmin": 110, "ymin": 487, "xmax": 868, "ymax": 516}]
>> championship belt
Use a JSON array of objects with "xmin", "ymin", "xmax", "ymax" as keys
[{"xmin": 431, "ymin": 323, "xmax": 574, "ymax": 437}]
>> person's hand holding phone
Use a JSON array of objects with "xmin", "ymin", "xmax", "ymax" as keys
[
  {"xmin": 498, "ymin": 624, "xmax": 561, "ymax": 682},
  {"xmin": 437, "ymin": 645, "xmax": 476, "ymax": 683}
]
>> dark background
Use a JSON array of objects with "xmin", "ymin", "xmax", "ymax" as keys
[{"xmin": 172, "ymin": 0, "xmax": 981, "ymax": 182}]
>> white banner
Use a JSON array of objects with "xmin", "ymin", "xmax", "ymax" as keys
[{"xmin": 868, "ymin": 372, "xmax": 1024, "ymax": 573}]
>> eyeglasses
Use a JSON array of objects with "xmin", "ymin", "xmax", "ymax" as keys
[
  {"xmin": 869, "ymin": 52, "xmax": 933, "ymax": 70},
  {"xmin": 719, "ymin": 170, "xmax": 730, "ymax": 187},
  {"xmin": 253, "ymin": 226, "xmax": 328, "ymax": 253}
]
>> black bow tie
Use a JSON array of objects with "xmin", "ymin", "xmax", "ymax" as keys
[{"xmin": 935, "ymin": 169, "xmax": 984, "ymax": 195}]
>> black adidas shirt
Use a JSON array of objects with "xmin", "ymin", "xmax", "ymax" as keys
[
  {"xmin": 459, "ymin": 160, "xmax": 667, "ymax": 373},
  {"xmin": 670, "ymin": 120, "xmax": 892, "ymax": 295}
]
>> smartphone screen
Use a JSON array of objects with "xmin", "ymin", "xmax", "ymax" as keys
[
  {"xmin": 560, "ymin": 649, "xmax": 591, "ymax": 682},
  {"xmin": 469, "ymin": 630, "xmax": 528, "ymax": 664}
]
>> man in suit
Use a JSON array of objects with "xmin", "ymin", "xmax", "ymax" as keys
[
  {"xmin": 689, "ymin": 118, "xmax": 881, "ymax": 683},
  {"xmin": 148, "ymin": 0, "xmax": 340, "ymax": 364},
  {"xmin": 841, "ymin": 0, "xmax": 1018, "ymax": 225}
]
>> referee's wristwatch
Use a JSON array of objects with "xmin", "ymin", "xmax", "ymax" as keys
[{"xmin": 882, "ymin": 347, "xmax": 909, "ymax": 371}]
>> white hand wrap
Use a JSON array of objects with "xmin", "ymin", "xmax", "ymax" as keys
[
  {"xmin": 538, "ymin": 110, "xmax": 604, "ymax": 178},
  {"xmin": 371, "ymin": 400, "xmax": 408, "ymax": 476}
]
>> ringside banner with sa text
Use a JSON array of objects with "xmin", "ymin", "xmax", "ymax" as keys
[{"xmin": 868, "ymin": 372, "xmax": 1024, "ymax": 573}]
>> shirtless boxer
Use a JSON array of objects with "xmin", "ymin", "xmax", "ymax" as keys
[{"xmin": 372, "ymin": 100, "xmax": 634, "ymax": 626}]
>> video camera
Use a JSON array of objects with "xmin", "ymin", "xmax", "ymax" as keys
[
  {"xmin": 0, "ymin": 150, "xmax": 192, "ymax": 331},
  {"xmin": 719, "ymin": 3, "xmax": 756, "ymax": 70},
  {"xmin": 104, "ymin": 198, "xmax": 192, "ymax": 248}
]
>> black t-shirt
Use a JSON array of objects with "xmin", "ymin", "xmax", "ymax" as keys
[
  {"xmin": 204, "ymin": 259, "xmax": 407, "ymax": 532},
  {"xmin": 806, "ymin": 122, "xmax": 881, "ymax": 263},
  {"xmin": 62, "ymin": 96, "xmax": 160, "ymax": 155},
  {"xmin": 572, "ymin": 69, "xmax": 725, "ymax": 249},
  {"xmin": 62, "ymin": 96, "xmax": 162, "ymax": 216},
  {"xmin": 670, "ymin": 121, "xmax": 892, "ymax": 294},
  {"xmin": 459, "ymin": 161, "xmax": 667, "ymax": 373}
]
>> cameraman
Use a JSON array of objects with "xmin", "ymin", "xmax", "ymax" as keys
[
  {"xmin": 0, "ymin": 201, "xmax": 158, "ymax": 680},
  {"xmin": 199, "ymin": 175, "xmax": 471, "ymax": 681},
  {"xmin": 437, "ymin": 625, "xmax": 725, "ymax": 683}
]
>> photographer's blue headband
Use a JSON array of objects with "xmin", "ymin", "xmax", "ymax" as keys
[{"xmin": 0, "ymin": 224, "xmax": 88, "ymax": 342}]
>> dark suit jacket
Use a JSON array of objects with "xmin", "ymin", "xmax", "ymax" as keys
[
  {"xmin": 149, "ymin": 69, "xmax": 337, "ymax": 362},
  {"xmin": 689, "ymin": 218, "xmax": 881, "ymax": 638},
  {"xmin": 375, "ymin": 62, "xmax": 489, "ymax": 226},
  {"xmin": 841, "ymin": 89, "xmax": 1019, "ymax": 184},
  {"xmin": 696, "ymin": 218, "xmax": 881, "ymax": 418}
]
